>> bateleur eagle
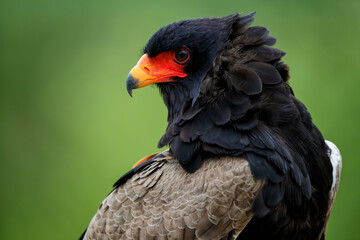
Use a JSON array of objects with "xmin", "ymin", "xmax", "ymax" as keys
[{"xmin": 81, "ymin": 12, "xmax": 342, "ymax": 240}]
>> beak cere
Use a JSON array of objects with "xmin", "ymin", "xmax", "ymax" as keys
[
  {"xmin": 125, "ymin": 53, "xmax": 188, "ymax": 97},
  {"xmin": 126, "ymin": 61, "xmax": 157, "ymax": 97}
]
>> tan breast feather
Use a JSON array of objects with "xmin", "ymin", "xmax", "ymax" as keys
[{"xmin": 84, "ymin": 153, "xmax": 263, "ymax": 240}]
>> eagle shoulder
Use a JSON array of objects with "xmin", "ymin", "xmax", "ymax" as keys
[{"xmin": 83, "ymin": 154, "xmax": 264, "ymax": 240}]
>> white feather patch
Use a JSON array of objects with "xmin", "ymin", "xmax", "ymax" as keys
[{"xmin": 325, "ymin": 140, "xmax": 342, "ymax": 190}]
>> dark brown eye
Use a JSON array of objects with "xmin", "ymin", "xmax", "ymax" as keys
[{"xmin": 174, "ymin": 47, "xmax": 190, "ymax": 64}]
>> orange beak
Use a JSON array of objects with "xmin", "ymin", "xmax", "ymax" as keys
[{"xmin": 126, "ymin": 53, "xmax": 187, "ymax": 96}]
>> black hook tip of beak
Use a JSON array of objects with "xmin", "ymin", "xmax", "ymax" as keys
[{"xmin": 126, "ymin": 74, "xmax": 138, "ymax": 97}]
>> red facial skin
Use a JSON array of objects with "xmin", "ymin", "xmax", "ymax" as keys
[{"xmin": 128, "ymin": 50, "xmax": 189, "ymax": 89}]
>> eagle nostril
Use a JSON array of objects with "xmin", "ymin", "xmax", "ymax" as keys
[{"xmin": 143, "ymin": 65, "xmax": 150, "ymax": 74}]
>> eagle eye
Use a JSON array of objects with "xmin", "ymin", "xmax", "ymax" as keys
[{"xmin": 174, "ymin": 47, "xmax": 190, "ymax": 64}]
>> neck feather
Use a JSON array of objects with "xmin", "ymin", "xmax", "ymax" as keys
[{"xmin": 158, "ymin": 82, "xmax": 190, "ymax": 123}]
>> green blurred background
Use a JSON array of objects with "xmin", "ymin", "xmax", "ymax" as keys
[{"xmin": 0, "ymin": 0, "xmax": 359, "ymax": 239}]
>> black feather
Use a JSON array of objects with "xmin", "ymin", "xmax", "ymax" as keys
[
  {"xmin": 243, "ymin": 45, "xmax": 286, "ymax": 62},
  {"xmin": 209, "ymin": 102, "xmax": 231, "ymax": 125},
  {"xmin": 262, "ymin": 182, "xmax": 284, "ymax": 207},
  {"xmin": 200, "ymin": 127, "xmax": 246, "ymax": 149},
  {"xmin": 232, "ymin": 115, "xmax": 259, "ymax": 130},
  {"xmin": 246, "ymin": 62, "xmax": 282, "ymax": 85},
  {"xmin": 245, "ymin": 152, "xmax": 283, "ymax": 183},
  {"xmin": 252, "ymin": 190, "xmax": 270, "ymax": 217},
  {"xmin": 264, "ymin": 36, "xmax": 277, "ymax": 46},
  {"xmin": 181, "ymin": 99, "xmax": 204, "ymax": 120},
  {"xmin": 235, "ymin": 26, "xmax": 270, "ymax": 46},
  {"xmin": 171, "ymin": 137, "xmax": 201, "ymax": 165},
  {"xmin": 224, "ymin": 67, "xmax": 262, "ymax": 95}
]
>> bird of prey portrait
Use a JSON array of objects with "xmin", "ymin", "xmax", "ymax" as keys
[{"xmin": 81, "ymin": 12, "xmax": 342, "ymax": 240}]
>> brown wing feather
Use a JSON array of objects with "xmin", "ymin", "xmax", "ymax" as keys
[{"xmin": 83, "ymin": 156, "xmax": 263, "ymax": 240}]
